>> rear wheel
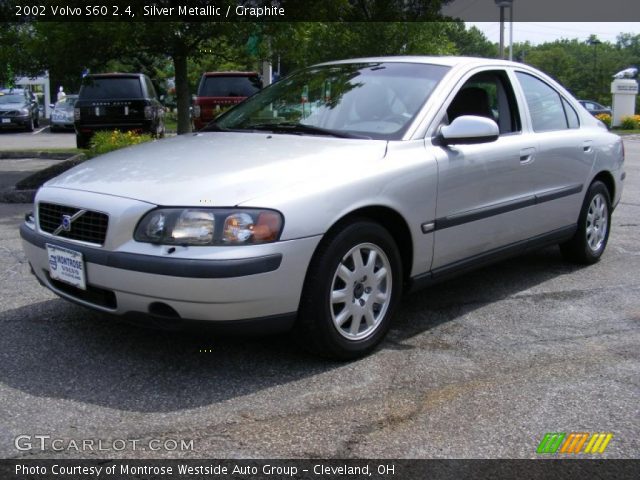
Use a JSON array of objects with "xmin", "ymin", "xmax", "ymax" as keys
[
  {"xmin": 297, "ymin": 221, "xmax": 402, "ymax": 360},
  {"xmin": 76, "ymin": 132, "xmax": 91, "ymax": 149},
  {"xmin": 560, "ymin": 180, "xmax": 611, "ymax": 264}
]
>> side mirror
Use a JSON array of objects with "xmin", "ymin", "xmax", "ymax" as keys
[
  {"xmin": 438, "ymin": 115, "xmax": 499, "ymax": 145},
  {"xmin": 49, "ymin": 103, "xmax": 55, "ymax": 109}
]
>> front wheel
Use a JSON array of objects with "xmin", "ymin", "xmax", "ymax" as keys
[
  {"xmin": 560, "ymin": 180, "xmax": 611, "ymax": 264},
  {"xmin": 297, "ymin": 221, "xmax": 402, "ymax": 360}
]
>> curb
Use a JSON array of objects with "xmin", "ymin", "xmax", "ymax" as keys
[
  {"xmin": 0, "ymin": 152, "xmax": 86, "ymax": 204},
  {"xmin": 0, "ymin": 150, "xmax": 79, "ymax": 160}
]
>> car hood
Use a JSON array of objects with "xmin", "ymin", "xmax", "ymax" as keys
[
  {"xmin": 44, "ymin": 132, "xmax": 388, "ymax": 206},
  {"xmin": 0, "ymin": 102, "xmax": 26, "ymax": 109}
]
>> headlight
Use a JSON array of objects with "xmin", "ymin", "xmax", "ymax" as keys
[
  {"xmin": 19, "ymin": 108, "xmax": 30, "ymax": 115},
  {"xmin": 134, "ymin": 208, "xmax": 283, "ymax": 246}
]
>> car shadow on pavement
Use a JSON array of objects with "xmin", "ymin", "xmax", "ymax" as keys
[{"xmin": 0, "ymin": 245, "xmax": 583, "ymax": 413}]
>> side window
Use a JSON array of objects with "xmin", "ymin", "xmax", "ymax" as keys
[
  {"xmin": 145, "ymin": 77, "xmax": 157, "ymax": 99},
  {"xmin": 516, "ymin": 72, "xmax": 568, "ymax": 132},
  {"xmin": 562, "ymin": 98, "xmax": 580, "ymax": 129},
  {"xmin": 446, "ymin": 70, "xmax": 521, "ymax": 135}
]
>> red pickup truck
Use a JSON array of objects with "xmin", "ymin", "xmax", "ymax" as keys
[{"xmin": 192, "ymin": 72, "xmax": 262, "ymax": 129}]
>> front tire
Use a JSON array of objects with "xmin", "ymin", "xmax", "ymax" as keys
[
  {"xmin": 297, "ymin": 221, "xmax": 402, "ymax": 360},
  {"xmin": 560, "ymin": 180, "xmax": 611, "ymax": 264}
]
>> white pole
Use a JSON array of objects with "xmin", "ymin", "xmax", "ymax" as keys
[{"xmin": 509, "ymin": 4, "xmax": 514, "ymax": 61}]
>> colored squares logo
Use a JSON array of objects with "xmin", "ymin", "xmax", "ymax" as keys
[{"xmin": 537, "ymin": 433, "xmax": 613, "ymax": 454}]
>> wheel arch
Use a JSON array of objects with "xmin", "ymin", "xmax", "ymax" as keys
[
  {"xmin": 591, "ymin": 170, "xmax": 616, "ymax": 203},
  {"xmin": 311, "ymin": 205, "xmax": 414, "ymax": 287}
]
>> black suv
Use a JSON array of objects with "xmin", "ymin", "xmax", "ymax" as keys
[
  {"xmin": 0, "ymin": 88, "xmax": 39, "ymax": 131},
  {"xmin": 74, "ymin": 73, "xmax": 165, "ymax": 148}
]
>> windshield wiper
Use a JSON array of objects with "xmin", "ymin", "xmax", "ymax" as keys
[{"xmin": 243, "ymin": 122, "xmax": 371, "ymax": 139}]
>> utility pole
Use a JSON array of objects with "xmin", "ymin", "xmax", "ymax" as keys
[{"xmin": 495, "ymin": 1, "xmax": 514, "ymax": 60}]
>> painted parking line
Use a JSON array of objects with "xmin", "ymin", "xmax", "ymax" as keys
[{"xmin": 33, "ymin": 126, "xmax": 49, "ymax": 135}]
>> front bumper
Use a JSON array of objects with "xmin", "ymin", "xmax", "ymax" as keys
[
  {"xmin": 0, "ymin": 114, "xmax": 30, "ymax": 128},
  {"xmin": 21, "ymin": 222, "xmax": 320, "ymax": 329}
]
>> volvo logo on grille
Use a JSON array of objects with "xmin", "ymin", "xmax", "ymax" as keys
[
  {"xmin": 61, "ymin": 215, "xmax": 72, "ymax": 232},
  {"xmin": 52, "ymin": 209, "xmax": 87, "ymax": 236}
]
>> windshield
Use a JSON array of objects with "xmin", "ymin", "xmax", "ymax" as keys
[
  {"xmin": 199, "ymin": 75, "xmax": 261, "ymax": 97},
  {"xmin": 0, "ymin": 94, "xmax": 25, "ymax": 104},
  {"xmin": 80, "ymin": 77, "xmax": 142, "ymax": 100},
  {"xmin": 213, "ymin": 62, "xmax": 449, "ymax": 140}
]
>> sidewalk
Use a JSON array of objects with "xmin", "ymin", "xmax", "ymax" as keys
[{"xmin": 0, "ymin": 151, "xmax": 83, "ymax": 203}]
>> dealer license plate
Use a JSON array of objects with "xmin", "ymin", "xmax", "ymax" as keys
[{"xmin": 46, "ymin": 244, "xmax": 86, "ymax": 290}]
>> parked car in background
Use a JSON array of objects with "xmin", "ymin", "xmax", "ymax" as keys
[
  {"xmin": 74, "ymin": 73, "xmax": 165, "ymax": 148},
  {"xmin": 192, "ymin": 72, "xmax": 261, "ymax": 129},
  {"xmin": 21, "ymin": 57, "xmax": 624, "ymax": 359},
  {"xmin": 579, "ymin": 100, "xmax": 612, "ymax": 117},
  {"xmin": 0, "ymin": 88, "xmax": 39, "ymax": 131},
  {"xmin": 50, "ymin": 94, "xmax": 78, "ymax": 132}
]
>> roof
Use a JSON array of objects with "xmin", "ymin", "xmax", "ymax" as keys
[
  {"xmin": 202, "ymin": 72, "xmax": 259, "ymax": 77},
  {"xmin": 85, "ymin": 73, "xmax": 145, "ymax": 78},
  {"xmin": 315, "ymin": 55, "xmax": 521, "ymax": 68}
]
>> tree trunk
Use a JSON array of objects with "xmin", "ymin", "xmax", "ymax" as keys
[{"xmin": 173, "ymin": 49, "xmax": 192, "ymax": 135}]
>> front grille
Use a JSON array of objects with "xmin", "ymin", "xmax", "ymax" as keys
[
  {"xmin": 38, "ymin": 202, "xmax": 109, "ymax": 245},
  {"xmin": 0, "ymin": 110, "xmax": 19, "ymax": 116}
]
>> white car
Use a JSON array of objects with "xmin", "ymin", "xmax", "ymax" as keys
[{"xmin": 21, "ymin": 56, "xmax": 625, "ymax": 359}]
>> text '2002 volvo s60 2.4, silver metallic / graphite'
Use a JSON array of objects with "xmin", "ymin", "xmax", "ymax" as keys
[{"xmin": 20, "ymin": 57, "xmax": 625, "ymax": 359}]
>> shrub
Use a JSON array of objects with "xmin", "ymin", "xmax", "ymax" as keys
[
  {"xmin": 595, "ymin": 113, "xmax": 611, "ymax": 128},
  {"xmin": 619, "ymin": 115, "xmax": 639, "ymax": 130},
  {"xmin": 90, "ymin": 130, "xmax": 153, "ymax": 155}
]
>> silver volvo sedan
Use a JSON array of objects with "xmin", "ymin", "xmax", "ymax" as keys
[{"xmin": 20, "ymin": 57, "xmax": 625, "ymax": 359}]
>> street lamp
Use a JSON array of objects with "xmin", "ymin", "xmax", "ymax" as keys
[
  {"xmin": 587, "ymin": 37, "xmax": 602, "ymax": 98},
  {"xmin": 495, "ymin": 0, "xmax": 514, "ymax": 60}
]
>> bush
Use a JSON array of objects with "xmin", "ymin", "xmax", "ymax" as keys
[
  {"xmin": 619, "ymin": 115, "xmax": 639, "ymax": 130},
  {"xmin": 90, "ymin": 130, "xmax": 153, "ymax": 155},
  {"xmin": 595, "ymin": 113, "xmax": 611, "ymax": 128}
]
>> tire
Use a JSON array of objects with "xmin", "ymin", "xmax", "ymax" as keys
[
  {"xmin": 560, "ymin": 180, "xmax": 611, "ymax": 264},
  {"xmin": 76, "ymin": 132, "xmax": 91, "ymax": 149},
  {"xmin": 296, "ymin": 220, "xmax": 403, "ymax": 360},
  {"xmin": 156, "ymin": 121, "xmax": 165, "ymax": 139}
]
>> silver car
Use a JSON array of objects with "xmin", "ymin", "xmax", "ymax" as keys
[{"xmin": 20, "ymin": 57, "xmax": 625, "ymax": 359}]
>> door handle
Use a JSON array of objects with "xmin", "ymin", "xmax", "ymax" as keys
[
  {"xmin": 582, "ymin": 140, "xmax": 593, "ymax": 153},
  {"xmin": 519, "ymin": 147, "xmax": 536, "ymax": 164}
]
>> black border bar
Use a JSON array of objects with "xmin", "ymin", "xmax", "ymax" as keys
[
  {"xmin": 1, "ymin": 459, "xmax": 639, "ymax": 480},
  {"xmin": 3, "ymin": 0, "xmax": 640, "ymax": 22}
]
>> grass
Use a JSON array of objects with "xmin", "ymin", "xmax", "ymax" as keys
[
  {"xmin": 611, "ymin": 129, "xmax": 640, "ymax": 135},
  {"xmin": 164, "ymin": 116, "xmax": 177, "ymax": 133}
]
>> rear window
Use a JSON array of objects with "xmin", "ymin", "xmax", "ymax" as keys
[
  {"xmin": 199, "ymin": 75, "xmax": 261, "ymax": 97},
  {"xmin": 80, "ymin": 77, "xmax": 143, "ymax": 100}
]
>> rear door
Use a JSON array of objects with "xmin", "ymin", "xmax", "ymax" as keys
[{"xmin": 512, "ymin": 71, "xmax": 593, "ymax": 232}]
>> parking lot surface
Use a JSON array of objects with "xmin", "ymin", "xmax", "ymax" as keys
[
  {"xmin": 0, "ymin": 128, "xmax": 76, "ymax": 150},
  {"xmin": 0, "ymin": 139, "xmax": 638, "ymax": 459}
]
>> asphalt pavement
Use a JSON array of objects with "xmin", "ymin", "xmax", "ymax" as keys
[
  {"xmin": 0, "ymin": 138, "xmax": 638, "ymax": 460},
  {"xmin": 0, "ymin": 127, "xmax": 76, "ymax": 150}
]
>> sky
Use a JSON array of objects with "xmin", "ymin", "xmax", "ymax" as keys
[{"xmin": 467, "ymin": 22, "xmax": 640, "ymax": 46}]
